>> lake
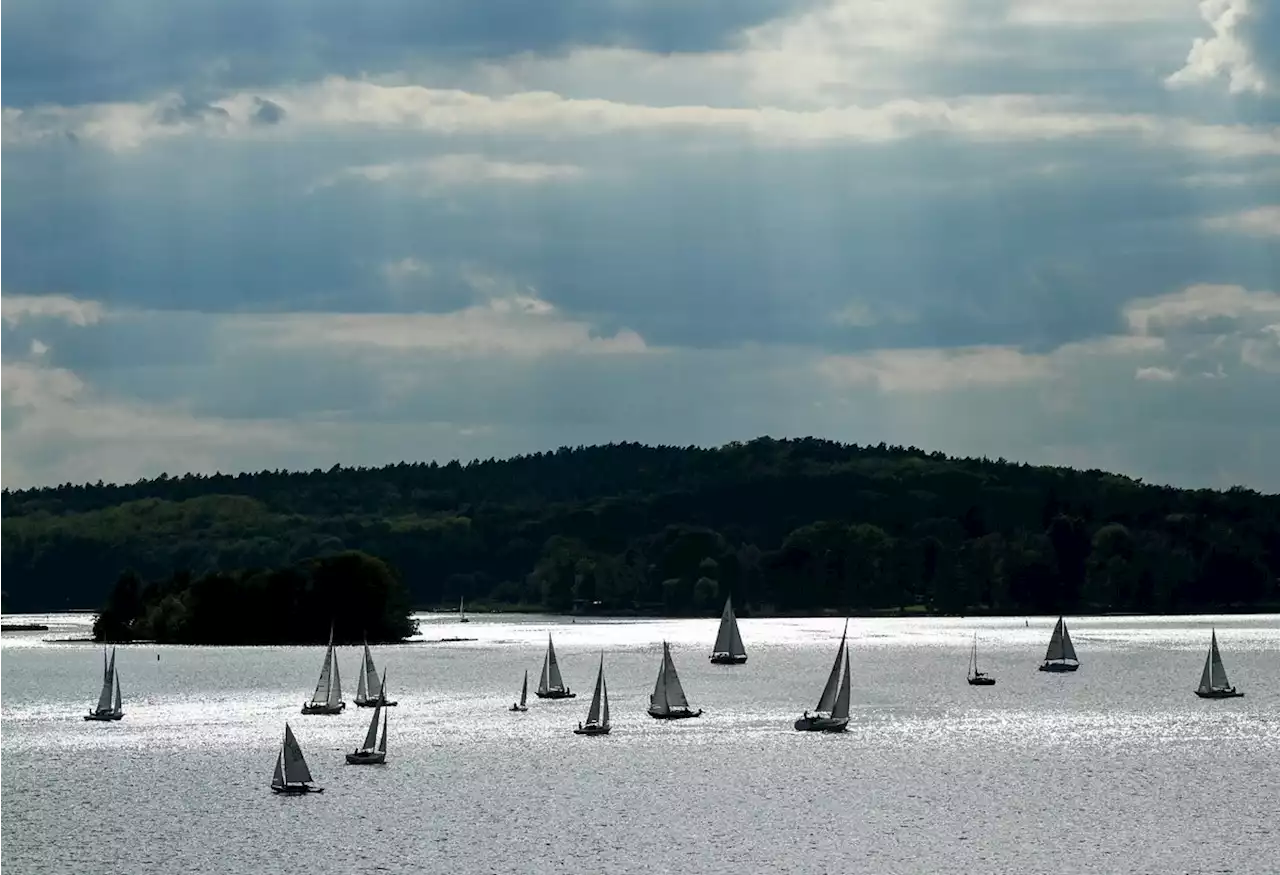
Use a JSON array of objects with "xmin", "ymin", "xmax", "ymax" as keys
[{"xmin": 2, "ymin": 612, "xmax": 1278, "ymax": 874}]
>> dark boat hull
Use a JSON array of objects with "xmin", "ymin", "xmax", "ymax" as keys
[
  {"xmin": 648, "ymin": 708, "xmax": 703, "ymax": 720},
  {"xmin": 354, "ymin": 698, "xmax": 398, "ymax": 708},
  {"xmin": 272, "ymin": 784, "xmax": 323, "ymax": 794},
  {"xmin": 84, "ymin": 711, "xmax": 124, "ymax": 721},
  {"xmin": 573, "ymin": 724, "xmax": 611, "ymax": 736},
  {"xmin": 1195, "ymin": 689, "xmax": 1244, "ymax": 699},
  {"xmin": 535, "ymin": 690, "xmax": 576, "ymax": 699},
  {"xmin": 1038, "ymin": 662, "xmax": 1079, "ymax": 672},
  {"xmin": 510, "ymin": 704, "xmax": 528, "ymax": 712},
  {"xmin": 709, "ymin": 654, "xmax": 747, "ymax": 665},
  {"xmin": 345, "ymin": 751, "xmax": 387, "ymax": 765},
  {"xmin": 301, "ymin": 702, "xmax": 346, "ymax": 714},
  {"xmin": 794, "ymin": 716, "xmax": 849, "ymax": 733},
  {"xmin": 967, "ymin": 676, "xmax": 996, "ymax": 686}
]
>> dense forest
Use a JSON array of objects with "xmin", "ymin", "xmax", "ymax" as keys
[
  {"xmin": 92, "ymin": 551, "xmax": 417, "ymax": 644},
  {"xmin": 3, "ymin": 438, "xmax": 1279, "ymax": 617}
]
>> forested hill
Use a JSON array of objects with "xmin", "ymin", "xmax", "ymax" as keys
[{"xmin": 3, "ymin": 438, "xmax": 1278, "ymax": 615}]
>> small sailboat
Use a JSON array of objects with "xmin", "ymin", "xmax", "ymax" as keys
[
  {"xmin": 347, "ymin": 671, "xmax": 390, "ymax": 764},
  {"xmin": 354, "ymin": 639, "xmax": 398, "ymax": 707},
  {"xmin": 510, "ymin": 669, "xmax": 529, "ymax": 712},
  {"xmin": 1194, "ymin": 628, "xmax": 1244, "ymax": 699},
  {"xmin": 302, "ymin": 625, "xmax": 346, "ymax": 714},
  {"xmin": 271, "ymin": 723, "xmax": 323, "ymax": 793},
  {"xmin": 967, "ymin": 633, "xmax": 996, "ymax": 686},
  {"xmin": 574, "ymin": 653, "xmax": 611, "ymax": 736},
  {"xmin": 648, "ymin": 641, "xmax": 703, "ymax": 719},
  {"xmin": 535, "ymin": 633, "xmax": 575, "ymax": 699},
  {"xmin": 84, "ymin": 646, "xmax": 124, "ymax": 721},
  {"xmin": 795, "ymin": 620, "xmax": 851, "ymax": 732},
  {"xmin": 1038, "ymin": 616, "xmax": 1080, "ymax": 672},
  {"xmin": 709, "ymin": 596, "xmax": 748, "ymax": 664},
  {"xmin": 459, "ymin": 596, "xmax": 470, "ymax": 623}
]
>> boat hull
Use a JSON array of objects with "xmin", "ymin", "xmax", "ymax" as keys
[
  {"xmin": 345, "ymin": 751, "xmax": 387, "ymax": 765},
  {"xmin": 573, "ymin": 723, "xmax": 611, "ymax": 736},
  {"xmin": 354, "ymin": 698, "xmax": 398, "ymax": 708},
  {"xmin": 1195, "ymin": 689, "xmax": 1244, "ymax": 699},
  {"xmin": 794, "ymin": 716, "xmax": 849, "ymax": 733},
  {"xmin": 272, "ymin": 784, "xmax": 323, "ymax": 794},
  {"xmin": 510, "ymin": 704, "xmax": 528, "ymax": 712},
  {"xmin": 648, "ymin": 708, "xmax": 703, "ymax": 720},
  {"xmin": 83, "ymin": 711, "xmax": 124, "ymax": 721},
  {"xmin": 709, "ymin": 654, "xmax": 747, "ymax": 665},
  {"xmin": 301, "ymin": 702, "xmax": 346, "ymax": 714},
  {"xmin": 535, "ymin": 690, "xmax": 576, "ymax": 699},
  {"xmin": 1038, "ymin": 662, "xmax": 1079, "ymax": 672},
  {"xmin": 967, "ymin": 676, "xmax": 996, "ymax": 686}
]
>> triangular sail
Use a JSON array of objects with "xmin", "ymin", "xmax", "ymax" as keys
[
  {"xmin": 547, "ymin": 636, "xmax": 566, "ymax": 690},
  {"xmin": 661, "ymin": 643, "xmax": 689, "ymax": 709},
  {"xmin": 378, "ymin": 709, "xmax": 388, "ymax": 753},
  {"xmin": 112, "ymin": 671, "xmax": 122, "ymax": 713},
  {"xmin": 310, "ymin": 629, "xmax": 335, "ymax": 705},
  {"xmin": 1060, "ymin": 621, "xmax": 1078, "ymax": 662},
  {"xmin": 1197, "ymin": 647, "xmax": 1214, "ymax": 692},
  {"xmin": 601, "ymin": 676, "xmax": 610, "ymax": 727},
  {"xmin": 362, "ymin": 644, "xmax": 381, "ymax": 700},
  {"xmin": 327, "ymin": 647, "xmax": 343, "ymax": 707},
  {"xmin": 519, "ymin": 670, "xmax": 528, "ymax": 707},
  {"xmin": 362, "ymin": 706, "xmax": 382, "ymax": 752},
  {"xmin": 586, "ymin": 655, "xmax": 605, "ymax": 724},
  {"xmin": 272, "ymin": 751, "xmax": 285, "ymax": 788},
  {"xmin": 356, "ymin": 656, "xmax": 368, "ymax": 701},
  {"xmin": 1208, "ymin": 630, "xmax": 1231, "ymax": 689},
  {"xmin": 282, "ymin": 724, "xmax": 314, "ymax": 785},
  {"xmin": 814, "ymin": 621, "xmax": 848, "ymax": 713},
  {"xmin": 712, "ymin": 598, "xmax": 747, "ymax": 658},
  {"xmin": 538, "ymin": 646, "xmax": 551, "ymax": 694},
  {"xmin": 651, "ymin": 645, "xmax": 669, "ymax": 712},
  {"xmin": 1043, "ymin": 617, "xmax": 1066, "ymax": 662},
  {"xmin": 832, "ymin": 642, "xmax": 852, "ymax": 720},
  {"xmin": 95, "ymin": 648, "xmax": 115, "ymax": 712}
]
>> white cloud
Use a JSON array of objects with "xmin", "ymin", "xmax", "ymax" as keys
[
  {"xmin": 1166, "ymin": 0, "xmax": 1273, "ymax": 94},
  {"xmin": 314, "ymin": 153, "xmax": 584, "ymax": 194},
  {"xmin": 1135, "ymin": 365, "xmax": 1177, "ymax": 381},
  {"xmin": 818, "ymin": 345, "xmax": 1054, "ymax": 392},
  {"xmin": 1008, "ymin": 0, "xmax": 1195, "ymax": 25},
  {"xmin": 1203, "ymin": 205, "xmax": 1280, "ymax": 238},
  {"xmin": 29, "ymin": 339, "xmax": 50, "ymax": 357},
  {"xmin": 1, "ymin": 294, "xmax": 105, "ymax": 327},
  {"xmin": 381, "ymin": 257, "xmax": 433, "ymax": 285},
  {"xmin": 1125, "ymin": 284, "xmax": 1280, "ymax": 335}
]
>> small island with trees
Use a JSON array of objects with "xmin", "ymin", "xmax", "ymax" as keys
[{"xmin": 2, "ymin": 437, "xmax": 1277, "ymax": 642}]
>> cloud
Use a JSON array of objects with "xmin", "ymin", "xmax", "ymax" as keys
[
  {"xmin": 1203, "ymin": 204, "xmax": 1280, "ymax": 237},
  {"xmin": 1166, "ymin": 0, "xmax": 1280, "ymax": 95},
  {"xmin": 1124, "ymin": 284, "xmax": 1280, "ymax": 335},
  {"xmin": 2, "ymin": 294, "xmax": 104, "ymax": 327},
  {"xmin": 1135, "ymin": 365, "xmax": 1177, "ymax": 380},
  {"xmin": 314, "ymin": 153, "xmax": 584, "ymax": 194}
]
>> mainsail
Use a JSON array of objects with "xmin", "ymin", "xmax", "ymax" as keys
[
  {"xmin": 359, "ymin": 643, "xmax": 382, "ymax": 701},
  {"xmin": 310, "ymin": 629, "xmax": 336, "ymax": 706},
  {"xmin": 96, "ymin": 648, "xmax": 117, "ymax": 713},
  {"xmin": 282, "ymin": 724, "xmax": 314, "ymax": 785},
  {"xmin": 361, "ymin": 705, "xmax": 382, "ymax": 752},
  {"xmin": 112, "ymin": 670, "xmax": 122, "ymax": 713},
  {"xmin": 814, "ymin": 621, "xmax": 849, "ymax": 713},
  {"xmin": 651, "ymin": 641, "xmax": 690, "ymax": 713},
  {"xmin": 585, "ymin": 654, "xmax": 607, "ymax": 725},
  {"xmin": 1043, "ymin": 617, "xmax": 1078, "ymax": 664},
  {"xmin": 1198, "ymin": 629, "xmax": 1232, "ymax": 692},
  {"xmin": 272, "ymin": 751, "xmax": 285, "ymax": 789},
  {"xmin": 519, "ymin": 670, "xmax": 529, "ymax": 707},
  {"xmin": 832, "ymin": 642, "xmax": 852, "ymax": 721},
  {"xmin": 712, "ymin": 598, "xmax": 747, "ymax": 658},
  {"xmin": 539, "ymin": 634, "xmax": 567, "ymax": 694}
]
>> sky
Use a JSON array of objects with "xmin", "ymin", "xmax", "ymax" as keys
[{"xmin": 2, "ymin": 0, "xmax": 1279, "ymax": 492}]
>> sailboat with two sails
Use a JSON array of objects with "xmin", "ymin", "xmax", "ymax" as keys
[
  {"xmin": 459, "ymin": 597, "xmax": 470, "ymax": 623},
  {"xmin": 967, "ymin": 633, "xmax": 995, "ymax": 686},
  {"xmin": 271, "ymin": 723, "xmax": 323, "ymax": 793},
  {"xmin": 574, "ymin": 653, "xmax": 611, "ymax": 736},
  {"xmin": 84, "ymin": 646, "xmax": 124, "ymax": 721},
  {"xmin": 1038, "ymin": 616, "xmax": 1080, "ymax": 672},
  {"xmin": 354, "ymin": 640, "xmax": 397, "ymax": 707},
  {"xmin": 302, "ymin": 626, "xmax": 346, "ymax": 714},
  {"xmin": 709, "ymin": 597, "xmax": 748, "ymax": 664},
  {"xmin": 347, "ymin": 671, "xmax": 390, "ymax": 764},
  {"xmin": 648, "ymin": 641, "xmax": 702, "ymax": 719},
  {"xmin": 795, "ymin": 620, "xmax": 851, "ymax": 732},
  {"xmin": 510, "ymin": 670, "xmax": 529, "ymax": 712},
  {"xmin": 535, "ymin": 634, "xmax": 575, "ymax": 699},
  {"xmin": 1194, "ymin": 628, "xmax": 1243, "ymax": 699}
]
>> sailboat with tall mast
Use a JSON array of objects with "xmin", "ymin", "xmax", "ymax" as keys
[
  {"xmin": 574, "ymin": 653, "xmax": 611, "ymax": 735},
  {"xmin": 459, "ymin": 596, "xmax": 470, "ymax": 623},
  {"xmin": 1194, "ymin": 628, "xmax": 1244, "ymax": 698},
  {"xmin": 709, "ymin": 597, "xmax": 748, "ymax": 664},
  {"xmin": 648, "ymin": 641, "xmax": 702, "ymax": 719},
  {"xmin": 347, "ymin": 670, "xmax": 390, "ymax": 764},
  {"xmin": 967, "ymin": 633, "xmax": 995, "ymax": 686},
  {"xmin": 302, "ymin": 625, "xmax": 346, "ymax": 714},
  {"xmin": 510, "ymin": 669, "xmax": 529, "ymax": 712},
  {"xmin": 794, "ymin": 620, "xmax": 851, "ymax": 732},
  {"xmin": 535, "ymin": 633, "xmax": 575, "ymax": 699},
  {"xmin": 1038, "ymin": 616, "xmax": 1080, "ymax": 672},
  {"xmin": 354, "ymin": 639, "xmax": 398, "ymax": 707},
  {"xmin": 271, "ymin": 723, "xmax": 323, "ymax": 793},
  {"xmin": 84, "ymin": 646, "xmax": 124, "ymax": 721}
]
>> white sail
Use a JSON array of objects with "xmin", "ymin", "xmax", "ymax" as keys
[
  {"xmin": 832, "ymin": 642, "xmax": 852, "ymax": 720},
  {"xmin": 538, "ymin": 646, "xmax": 551, "ymax": 694},
  {"xmin": 356, "ymin": 656, "xmax": 368, "ymax": 701},
  {"xmin": 585, "ymin": 655, "xmax": 606, "ymax": 724},
  {"xmin": 970, "ymin": 634, "xmax": 979, "ymax": 677},
  {"xmin": 272, "ymin": 751, "xmax": 285, "ymax": 788},
  {"xmin": 519, "ymin": 670, "xmax": 528, "ymax": 707},
  {"xmin": 712, "ymin": 598, "xmax": 747, "ymax": 658},
  {"xmin": 112, "ymin": 671, "xmax": 122, "ymax": 713},
  {"xmin": 539, "ymin": 634, "xmax": 567, "ymax": 693},
  {"xmin": 377, "ymin": 709, "xmax": 388, "ymax": 754},
  {"xmin": 1199, "ymin": 629, "xmax": 1232, "ymax": 691},
  {"xmin": 361, "ymin": 643, "xmax": 381, "ymax": 700},
  {"xmin": 95, "ymin": 648, "xmax": 116, "ymax": 713},
  {"xmin": 1197, "ymin": 647, "xmax": 1213, "ymax": 692},
  {"xmin": 282, "ymin": 724, "xmax": 314, "ymax": 785},
  {"xmin": 327, "ymin": 647, "xmax": 343, "ymax": 707},
  {"xmin": 310, "ymin": 630, "xmax": 335, "ymax": 705},
  {"xmin": 362, "ymin": 705, "xmax": 382, "ymax": 752},
  {"xmin": 814, "ymin": 621, "xmax": 849, "ymax": 713},
  {"xmin": 652, "ymin": 642, "xmax": 690, "ymax": 712}
]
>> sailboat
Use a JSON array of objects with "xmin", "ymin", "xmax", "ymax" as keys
[
  {"xmin": 967, "ymin": 633, "xmax": 996, "ymax": 686},
  {"xmin": 347, "ymin": 670, "xmax": 390, "ymax": 764},
  {"xmin": 794, "ymin": 620, "xmax": 851, "ymax": 732},
  {"xmin": 709, "ymin": 596, "xmax": 748, "ymax": 664},
  {"xmin": 354, "ymin": 639, "xmax": 398, "ymax": 707},
  {"xmin": 648, "ymin": 641, "xmax": 703, "ymax": 719},
  {"xmin": 510, "ymin": 669, "xmax": 529, "ymax": 712},
  {"xmin": 271, "ymin": 723, "xmax": 323, "ymax": 793},
  {"xmin": 1194, "ymin": 628, "xmax": 1244, "ymax": 699},
  {"xmin": 574, "ymin": 653, "xmax": 611, "ymax": 736},
  {"xmin": 1038, "ymin": 616, "xmax": 1080, "ymax": 672},
  {"xmin": 535, "ymin": 633, "xmax": 575, "ymax": 699},
  {"xmin": 84, "ymin": 646, "xmax": 124, "ymax": 721},
  {"xmin": 302, "ymin": 625, "xmax": 346, "ymax": 714},
  {"xmin": 459, "ymin": 596, "xmax": 470, "ymax": 623}
]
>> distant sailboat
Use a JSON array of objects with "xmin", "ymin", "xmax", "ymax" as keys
[
  {"xmin": 347, "ymin": 671, "xmax": 390, "ymax": 764},
  {"xmin": 271, "ymin": 723, "xmax": 323, "ymax": 793},
  {"xmin": 709, "ymin": 597, "xmax": 748, "ymax": 664},
  {"xmin": 967, "ymin": 633, "xmax": 996, "ymax": 686},
  {"xmin": 535, "ymin": 634, "xmax": 576, "ymax": 699},
  {"xmin": 459, "ymin": 597, "xmax": 470, "ymax": 623},
  {"xmin": 354, "ymin": 640, "xmax": 398, "ymax": 707},
  {"xmin": 84, "ymin": 646, "xmax": 124, "ymax": 721},
  {"xmin": 648, "ymin": 641, "xmax": 703, "ymax": 719},
  {"xmin": 510, "ymin": 669, "xmax": 529, "ymax": 712},
  {"xmin": 1038, "ymin": 616, "xmax": 1080, "ymax": 672},
  {"xmin": 574, "ymin": 653, "xmax": 611, "ymax": 735},
  {"xmin": 1194, "ymin": 628, "xmax": 1244, "ymax": 699},
  {"xmin": 302, "ymin": 625, "xmax": 346, "ymax": 714},
  {"xmin": 795, "ymin": 620, "xmax": 851, "ymax": 732}
]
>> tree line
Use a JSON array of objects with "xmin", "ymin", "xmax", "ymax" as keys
[{"xmin": 3, "ymin": 437, "xmax": 1277, "ymax": 617}]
